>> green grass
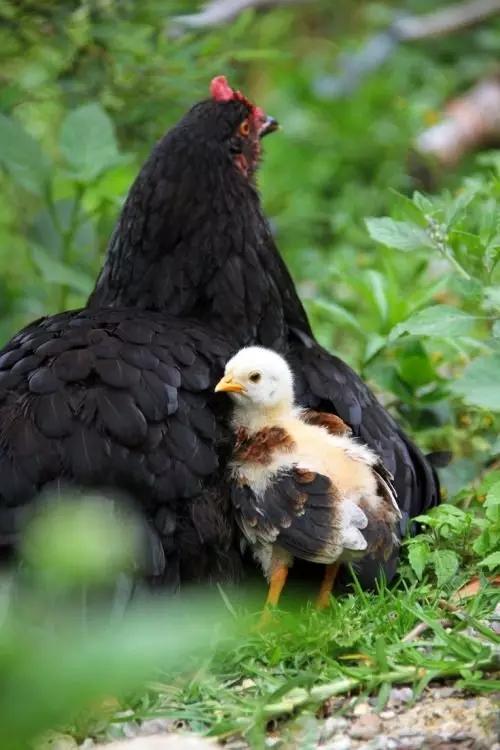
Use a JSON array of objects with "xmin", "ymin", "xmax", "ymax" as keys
[
  {"xmin": 0, "ymin": 454, "xmax": 498, "ymax": 750},
  {"xmin": 82, "ymin": 569, "xmax": 499, "ymax": 746}
]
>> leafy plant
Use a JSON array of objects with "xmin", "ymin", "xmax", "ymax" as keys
[{"xmin": 406, "ymin": 471, "xmax": 500, "ymax": 585}]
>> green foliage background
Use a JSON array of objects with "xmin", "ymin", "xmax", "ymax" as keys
[
  {"xmin": 0, "ymin": 2, "xmax": 499, "ymax": 745},
  {"xmin": 1, "ymin": 0, "xmax": 499, "ymax": 492}
]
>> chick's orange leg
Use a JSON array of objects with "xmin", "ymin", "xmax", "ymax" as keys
[
  {"xmin": 265, "ymin": 563, "xmax": 289, "ymax": 607},
  {"xmin": 316, "ymin": 562, "xmax": 340, "ymax": 609},
  {"xmin": 259, "ymin": 564, "xmax": 289, "ymax": 626}
]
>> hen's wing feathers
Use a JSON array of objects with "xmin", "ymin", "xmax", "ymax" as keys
[{"xmin": 0, "ymin": 308, "xmax": 239, "ymax": 584}]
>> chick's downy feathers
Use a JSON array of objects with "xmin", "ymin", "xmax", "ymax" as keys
[{"xmin": 216, "ymin": 347, "xmax": 401, "ymax": 583}]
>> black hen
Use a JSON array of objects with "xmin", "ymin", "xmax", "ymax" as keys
[{"xmin": 0, "ymin": 76, "xmax": 439, "ymax": 588}]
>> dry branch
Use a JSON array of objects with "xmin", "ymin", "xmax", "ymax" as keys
[
  {"xmin": 318, "ymin": 0, "xmax": 500, "ymax": 98},
  {"xmin": 414, "ymin": 75, "xmax": 500, "ymax": 169},
  {"xmin": 171, "ymin": 0, "xmax": 309, "ymax": 31},
  {"xmin": 393, "ymin": 0, "xmax": 500, "ymax": 41}
]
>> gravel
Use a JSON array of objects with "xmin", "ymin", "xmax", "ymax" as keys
[
  {"xmin": 76, "ymin": 686, "xmax": 498, "ymax": 750},
  {"xmin": 349, "ymin": 715, "xmax": 383, "ymax": 740}
]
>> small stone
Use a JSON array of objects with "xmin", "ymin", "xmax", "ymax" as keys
[
  {"xmin": 438, "ymin": 721, "xmax": 462, "ymax": 740},
  {"xmin": 319, "ymin": 717, "xmax": 349, "ymax": 741},
  {"xmin": 96, "ymin": 735, "xmax": 214, "ymax": 749},
  {"xmin": 139, "ymin": 719, "xmax": 172, "ymax": 736},
  {"xmin": 379, "ymin": 710, "xmax": 395, "ymax": 720},
  {"xmin": 433, "ymin": 687, "xmax": 456, "ymax": 699},
  {"xmin": 359, "ymin": 737, "xmax": 396, "ymax": 750},
  {"xmin": 79, "ymin": 741, "xmax": 95, "ymax": 750},
  {"xmin": 353, "ymin": 702, "xmax": 372, "ymax": 716},
  {"xmin": 264, "ymin": 737, "xmax": 280, "ymax": 748},
  {"xmin": 427, "ymin": 739, "xmax": 460, "ymax": 750},
  {"xmin": 38, "ymin": 735, "xmax": 79, "ymax": 750},
  {"xmin": 322, "ymin": 737, "xmax": 351, "ymax": 750},
  {"xmin": 234, "ymin": 678, "xmax": 256, "ymax": 692},
  {"xmin": 349, "ymin": 714, "xmax": 383, "ymax": 740},
  {"xmin": 490, "ymin": 620, "xmax": 500, "ymax": 635},
  {"xmin": 464, "ymin": 698, "xmax": 477, "ymax": 708},
  {"xmin": 122, "ymin": 723, "xmax": 139, "ymax": 739},
  {"xmin": 388, "ymin": 687, "xmax": 413, "ymax": 706},
  {"xmin": 395, "ymin": 734, "xmax": 426, "ymax": 749}
]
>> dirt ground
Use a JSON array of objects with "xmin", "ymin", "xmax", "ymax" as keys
[{"xmin": 76, "ymin": 685, "xmax": 499, "ymax": 750}]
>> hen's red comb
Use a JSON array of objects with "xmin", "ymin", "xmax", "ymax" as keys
[
  {"xmin": 210, "ymin": 75, "xmax": 254, "ymax": 109},
  {"xmin": 210, "ymin": 76, "xmax": 234, "ymax": 102}
]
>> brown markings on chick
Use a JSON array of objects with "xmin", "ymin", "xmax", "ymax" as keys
[
  {"xmin": 303, "ymin": 410, "xmax": 352, "ymax": 436},
  {"xmin": 294, "ymin": 468, "xmax": 317, "ymax": 484},
  {"xmin": 234, "ymin": 426, "xmax": 295, "ymax": 465}
]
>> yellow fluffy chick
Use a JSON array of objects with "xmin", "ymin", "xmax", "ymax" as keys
[{"xmin": 215, "ymin": 346, "xmax": 401, "ymax": 610}]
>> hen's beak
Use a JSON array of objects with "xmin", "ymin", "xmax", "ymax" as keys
[
  {"xmin": 259, "ymin": 116, "xmax": 279, "ymax": 138},
  {"xmin": 214, "ymin": 375, "xmax": 246, "ymax": 394}
]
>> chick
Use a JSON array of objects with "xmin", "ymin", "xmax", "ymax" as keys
[{"xmin": 215, "ymin": 346, "xmax": 401, "ymax": 610}]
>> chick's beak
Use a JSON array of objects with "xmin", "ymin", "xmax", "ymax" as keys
[
  {"xmin": 259, "ymin": 116, "xmax": 279, "ymax": 138},
  {"xmin": 214, "ymin": 374, "xmax": 246, "ymax": 394}
]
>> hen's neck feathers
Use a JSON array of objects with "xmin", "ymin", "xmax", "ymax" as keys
[{"xmin": 88, "ymin": 127, "xmax": 311, "ymax": 347}]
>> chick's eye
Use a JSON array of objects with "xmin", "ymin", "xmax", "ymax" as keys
[
  {"xmin": 239, "ymin": 119, "xmax": 250, "ymax": 137},
  {"xmin": 249, "ymin": 372, "xmax": 261, "ymax": 383}
]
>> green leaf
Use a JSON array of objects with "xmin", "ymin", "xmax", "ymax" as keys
[
  {"xmin": 445, "ymin": 186, "xmax": 479, "ymax": 227},
  {"xmin": 311, "ymin": 299, "xmax": 363, "ymax": 332},
  {"xmin": 31, "ymin": 245, "xmax": 94, "ymax": 296},
  {"xmin": 397, "ymin": 342, "xmax": 437, "ymax": 388},
  {"xmin": 451, "ymin": 354, "xmax": 500, "ymax": 411},
  {"xmin": 363, "ymin": 334, "xmax": 387, "ymax": 363},
  {"xmin": 431, "ymin": 504, "xmax": 468, "ymax": 534},
  {"xmin": 473, "ymin": 526, "xmax": 497, "ymax": 557},
  {"xmin": 412, "ymin": 191, "xmax": 433, "ymax": 214},
  {"xmin": 390, "ymin": 305, "xmax": 478, "ymax": 340},
  {"xmin": 365, "ymin": 217, "xmax": 432, "ymax": 252},
  {"xmin": 486, "ymin": 481, "xmax": 500, "ymax": 506},
  {"xmin": 485, "ymin": 482, "xmax": 500, "ymax": 527},
  {"xmin": 59, "ymin": 103, "xmax": 122, "ymax": 181},
  {"xmin": 478, "ymin": 551, "xmax": 500, "ymax": 572},
  {"xmin": 408, "ymin": 541, "xmax": 430, "ymax": 579},
  {"xmin": 431, "ymin": 549, "xmax": 459, "ymax": 587},
  {"xmin": 0, "ymin": 113, "xmax": 50, "ymax": 195},
  {"xmin": 366, "ymin": 270, "xmax": 388, "ymax": 322},
  {"xmin": 484, "ymin": 286, "xmax": 500, "ymax": 312}
]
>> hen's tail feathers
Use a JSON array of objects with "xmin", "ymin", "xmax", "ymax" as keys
[{"xmin": 426, "ymin": 450, "xmax": 453, "ymax": 469}]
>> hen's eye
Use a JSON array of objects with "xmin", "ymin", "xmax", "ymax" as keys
[
  {"xmin": 239, "ymin": 119, "xmax": 250, "ymax": 137},
  {"xmin": 249, "ymin": 372, "xmax": 261, "ymax": 383}
]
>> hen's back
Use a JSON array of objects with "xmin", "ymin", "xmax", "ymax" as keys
[{"xmin": 0, "ymin": 308, "xmax": 241, "ymax": 585}]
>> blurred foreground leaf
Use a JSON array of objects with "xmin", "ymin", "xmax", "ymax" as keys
[{"xmin": 0, "ymin": 493, "xmax": 233, "ymax": 749}]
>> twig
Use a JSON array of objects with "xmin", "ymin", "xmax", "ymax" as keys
[
  {"xmin": 402, "ymin": 618, "xmax": 452, "ymax": 643},
  {"xmin": 393, "ymin": 0, "xmax": 500, "ymax": 41},
  {"xmin": 317, "ymin": 0, "xmax": 500, "ymax": 98},
  {"xmin": 171, "ymin": 0, "xmax": 309, "ymax": 31},
  {"xmin": 414, "ymin": 75, "xmax": 500, "ymax": 170},
  {"xmin": 259, "ymin": 658, "xmax": 497, "ymax": 719}
]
